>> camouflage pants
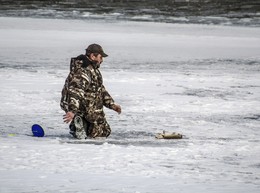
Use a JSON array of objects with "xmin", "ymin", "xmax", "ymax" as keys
[{"xmin": 69, "ymin": 115, "xmax": 111, "ymax": 139}]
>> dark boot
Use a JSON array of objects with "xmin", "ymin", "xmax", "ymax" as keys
[{"xmin": 69, "ymin": 115, "xmax": 87, "ymax": 139}]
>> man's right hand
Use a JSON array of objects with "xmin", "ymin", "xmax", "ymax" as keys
[{"xmin": 63, "ymin": 112, "xmax": 75, "ymax": 123}]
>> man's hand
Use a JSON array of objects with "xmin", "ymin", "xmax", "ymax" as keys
[
  {"xmin": 112, "ymin": 104, "xmax": 122, "ymax": 114},
  {"xmin": 63, "ymin": 112, "xmax": 75, "ymax": 123}
]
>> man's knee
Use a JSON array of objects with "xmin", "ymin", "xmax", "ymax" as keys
[{"xmin": 90, "ymin": 121, "xmax": 111, "ymax": 138}]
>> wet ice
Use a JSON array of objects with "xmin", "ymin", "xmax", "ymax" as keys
[{"xmin": 0, "ymin": 17, "xmax": 260, "ymax": 193}]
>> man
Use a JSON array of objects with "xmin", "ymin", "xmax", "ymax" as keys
[{"xmin": 60, "ymin": 43, "xmax": 121, "ymax": 139}]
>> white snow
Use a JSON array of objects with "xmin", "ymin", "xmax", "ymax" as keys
[{"xmin": 0, "ymin": 17, "xmax": 260, "ymax": 193}]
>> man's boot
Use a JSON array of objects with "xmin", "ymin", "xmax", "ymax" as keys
[{"xmin": 73, "ymin": 115, "xmax": 87, "ymax": 139}]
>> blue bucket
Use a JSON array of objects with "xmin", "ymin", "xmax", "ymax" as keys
[{"xmin": 32, "ymin": 124, "xmax": 45, "ymax": 137}]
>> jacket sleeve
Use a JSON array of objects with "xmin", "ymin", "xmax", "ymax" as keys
[
  {"xmin": 67, "ymin": 69, "xmax": 91, "ymax": 114},
  {"xmin": 102, "ymin": 85, "xmax": 115, "ymax": 109}
]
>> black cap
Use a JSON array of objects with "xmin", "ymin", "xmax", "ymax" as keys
[{"xmin": 85, "ymin": 44, "xmax": 108, "ymax": 57}]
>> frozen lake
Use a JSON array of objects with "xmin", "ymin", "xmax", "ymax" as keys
[{"xmin": 0, "ymin": 17, "xmax": 260, "ymax": 193}]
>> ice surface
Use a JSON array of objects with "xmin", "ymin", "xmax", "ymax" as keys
[{"xmin": 0, "ymin": 17, "xmax": 260, "ymax": 193}]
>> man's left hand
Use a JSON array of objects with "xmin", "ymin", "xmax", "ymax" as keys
[{"xmin": 112, "ymin": 104, "xmax": 122, "ymax": 114}]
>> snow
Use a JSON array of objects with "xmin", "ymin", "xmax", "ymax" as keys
[{"xmin": 0, "ymin": 17, "xmax": 260, "ymax": 193}]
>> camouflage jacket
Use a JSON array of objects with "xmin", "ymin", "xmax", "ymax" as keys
[{"xmin": 60, "ymin": 55, "xmax": 115, "ymax": 123}]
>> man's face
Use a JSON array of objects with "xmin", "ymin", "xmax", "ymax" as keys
[{"xmin": 91, "ymin": 54, "xmax": 103, "ymax": 65}]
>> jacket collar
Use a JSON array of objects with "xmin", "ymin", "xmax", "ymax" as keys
[{"xmin": 76, "ymin": 54, "xmax": 99, "ymax": 69}]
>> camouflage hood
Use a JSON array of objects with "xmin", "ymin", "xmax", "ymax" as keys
[{"xmin": 75, "ymin": 54, "xmax": 100, "ymax": 69}]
